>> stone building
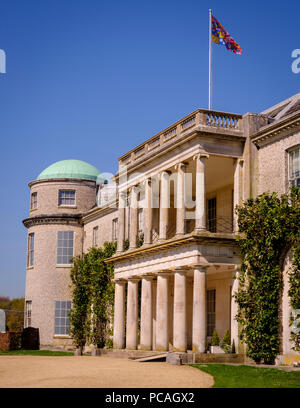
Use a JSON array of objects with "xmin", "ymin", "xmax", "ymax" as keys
[{"xmin": 23, "ymin": 93, "xmax": 300, "ymax": 363}]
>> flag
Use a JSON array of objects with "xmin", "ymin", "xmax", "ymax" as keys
[{"xmin": 211, "ymin": 15, "xmax": 242, "ymax": 55}]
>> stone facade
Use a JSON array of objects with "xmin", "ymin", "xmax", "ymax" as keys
[{"xmin": 23, "ymin": 95, "xmax": 300, "ymax": 364}]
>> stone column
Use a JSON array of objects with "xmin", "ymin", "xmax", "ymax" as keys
[
  {"xmin": 143, "ymin": 179, "xmax": 152, "ymax": 245},
  {"xmin": 126, "ymin": 278, "xmax": 139, "ymax": 350},
  {"xmin": 233, "ymin": 159, "xmax": 243, "ymax": 232},
  {"xmin": 173, "ymin": 268, "xmax": 188, "ymax": 352},
  {"xmin": 159, "ymin": 171, "xmax": 170, "ymax": 241},
  {"xmin": 155, "ymin": 272, "xmax": 169, "ymax": 351},
  {"xmin": 192, "ymin": 265, "xmax": 208, "ymax": 353},
  {"xmin": 129, "ymin": 186, "xmax": 138, "ymax": 249},
  {"xmin": 231, "ymin": 266, "xmax": 240, "ymax": 353},
  {"xmin": 117, "ymin": 191, "xmax": 126, "ymax": 253},
  {"xmin": 113, "ymin": 279, "xmax": 126, "ymax": 349},
  {"xmin": 175, "ymin": 163, "xmax": 186, "ymax": 236},
  {"xmin": 140, "ymin": 275, "xmax": 154, "ymax": 350},
  {"xmin": 193, "ymin": 154, "xmax": 209, "ymax": 232}
]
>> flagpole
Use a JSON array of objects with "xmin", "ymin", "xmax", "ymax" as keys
[{"xmin": 208, "ymin": 8, "xmax": 212, "ymax": 110}]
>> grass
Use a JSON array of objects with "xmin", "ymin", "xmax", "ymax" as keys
[
  {"xmin": 0, "ymin": 349, "xmax": 74, "ymax": 356},
  {"xmin": 191, "ymin": 363, "xmax": 300, "ymax": 388}
]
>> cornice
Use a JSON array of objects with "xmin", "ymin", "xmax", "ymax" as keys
[
  {"xmin": 28, "ymin": 178, "xmax": 96, "ymax": 188},
  {"xmin": 82, "ymin": 203, "xmax": 118, "ymax": 224},
  {"xmin": 22, "ymin": 213, "xmax": 83, "ymax": 228},
  {"xmin": 107, "ymin": 232, "xmax": 238, "ymax": 263},
  {"xmin": 251, "ymin": 111, "xmax": 300, "ymax": 148}
]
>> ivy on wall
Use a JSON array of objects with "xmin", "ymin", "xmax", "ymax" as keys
[
  {"xmin": 69, "ymin": 242, "xmax": 116, "ymax": 350},
  {"xmin": 235, "ymin": 187, "xmax": 300, "ymax": 364},
  {"xmin": 288, "ymin": 246, "xmax": 300, "ymax": 351}
]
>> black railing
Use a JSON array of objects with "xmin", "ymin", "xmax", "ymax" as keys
[{"xmin": 207, "ymin": 216, "xmax": 233, "ymax": 233}]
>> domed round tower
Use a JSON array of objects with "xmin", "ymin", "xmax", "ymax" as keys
[{"xmin": 23, "ymin": 159, "xmax": 102, "ymax": 348}]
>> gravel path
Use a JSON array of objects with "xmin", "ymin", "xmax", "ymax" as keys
[{"xmin": 0, "ymin": 356, "xmax": 213, "ymax": 388}]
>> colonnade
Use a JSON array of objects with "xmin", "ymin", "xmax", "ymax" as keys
[
  {"xmin": 117, "ymin": 155, "xmax": 243, "ymax": 253},
  {"xmin": 113, "ymin": 266, "xmax": 208, "ymax": 353},
  {"xmin": 117, "ymin": 154, "xmax": 209, "ymax": 253}
]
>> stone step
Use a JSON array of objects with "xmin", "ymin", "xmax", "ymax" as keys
[{"xmin": 133, "ymin": 353, "xmax": 167, "ymax": 362}]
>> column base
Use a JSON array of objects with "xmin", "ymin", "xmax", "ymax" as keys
[
  {"xmin": 192, "ymin": 344, "xmax": 206, "ymax": 353},
  {"xmin": 193, "ymin": 228, "xmax": 207, "ymax": 234},
  {"xmin": 126, "ymin": 346, "xmax": 138, "ymax": 351},
  {"xmin": 172, "ymin": 346, "xmax": 187, "ymax": 352},
  {"xmin": 155, "ymin": 346, "xmax": 169, "ymax": 352},
  {"xmin": 139, "ymin": 345, "xmax": 152, "ymax": 351}
]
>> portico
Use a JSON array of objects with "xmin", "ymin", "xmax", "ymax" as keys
[
  {"xmin": 111, "ymin": 110, "xmax": 245, "ymax": 354},
  {"xmin": 111, "ymin": 223, "xmax": 241, "ymax": 352}
]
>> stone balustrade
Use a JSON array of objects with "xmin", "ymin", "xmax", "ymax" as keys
[{"xmin": 118, "ymin": 109, "xmax": 243, "ymax": 167}]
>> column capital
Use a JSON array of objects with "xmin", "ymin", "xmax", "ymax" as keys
[
  {"xmin": 129, "ymin": 184, "xmax": 139, "ymax": 193},
  {"xmin": 158, "ymin": 170, "xmax": 172, "ymax": 180},
  {"xmin": 112, "ymin": 278, "xmax": 127, "ymax": 283},
  {"xmin": 142, "ymin": 177, "xmax": 151, "ymax": 187},
  {"xmin": 193, "ymin": 153, "xmax": 209, "ymax": 161},
  {"xmin": 173, "ymin": 266, "xmax": 190, "ymax": 274},
  {"xmin": 193, "ymin": 264, "xmax": 210, "ymax": 272},
  {"xmin": 141, "ymin": 273, "xmax": 155, "ymax": 280},
  {"xmin": 234, "ymin": 157, "xmax": 244, "ymax": 165},
  {"xmin": 232, "ymin": 264, "xmax": 241, "ymax": 279},
  {"xmin": 156, "ymin": 269, "xmax": 172, "ymax": 276},
  {"xmin": 175, "ymin": 162, "xmax": 188, "ymax": 171},
  {"xmin": 127, "ymin": 276, "xmax": 140, "ymax": 282}
]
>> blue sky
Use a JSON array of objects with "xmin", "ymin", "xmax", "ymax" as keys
[{"xmin": 0, "ymin": 0, "xmax": 299, "ymax": 298}]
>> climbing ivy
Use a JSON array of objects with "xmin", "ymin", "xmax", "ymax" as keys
[
  {"xmin": 235, "ymin": 187, "xmax": 300, "ymax": 364},
  {"xmin": 288, "ymin": 246, "xmax": 300, "ymax": 351},
  {"xmin": 69, "ymin": 241, "xmax": 116, "ymax": 350}
]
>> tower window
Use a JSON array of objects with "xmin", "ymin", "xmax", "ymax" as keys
[
  {"xmin": 58, "ymin": 190, "xmax": 76, "ymax": 206},
  {"xmin": 25, "ymin": 300, "xmax": 32, "ymax": 327},
  {"xmin": 93, "ymin": 226, "xmax": 98, "ymax": 247},
  {"xmin": 54, "ymin": 301, "xmax": 71, "ymax": 335},
  {"xmin": 57, "ymin": 231, "xmax": 74, "ymax": 264},
  {"xmin": 31, "ymin": 192, "xmax": 37, "ymax": 209},
  {"xmin": 27, "ymin": 233, "xmax": 35, "ymax": 267}
]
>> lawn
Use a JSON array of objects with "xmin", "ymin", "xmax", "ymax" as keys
[
  {"xmin": 191, "ymin": 363, "xmax": 300, "ymax": 388},
  {"xmin": 0, "ymin": 349, "xmax": 74, "ymax": 356}
]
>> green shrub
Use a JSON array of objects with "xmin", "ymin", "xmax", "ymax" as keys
[
  {"xmin": 211, "ymin": 329, "xmax": 220, "ymax": 346},
  {"xmin": 221, "ymin": 330, "xmax": 231, "ymax": 353}
]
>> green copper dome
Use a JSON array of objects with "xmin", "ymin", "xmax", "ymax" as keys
[{"xmin": 37, "ymin": 159, "xmax": 101, "ymax": 181}]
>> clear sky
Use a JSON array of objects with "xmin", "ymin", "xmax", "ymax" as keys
[{"xmin": 0, "ymin": 0, "xmax": 299, "ymax": 298}]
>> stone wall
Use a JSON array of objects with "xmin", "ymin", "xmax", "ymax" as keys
[{"xmin": 257, "ymin": 131, "xmax": 300, "ymax": 195}]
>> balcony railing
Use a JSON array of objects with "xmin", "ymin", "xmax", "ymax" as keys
[
  {"xmin": 148, "ymin": 216, "xmax": 232, "ymax": 244},
  {"xmin": 207, "ymin": 216, "xmax": 233, "ymax": 234},
  {"xmin": 119, "ymin": 109, "xmax": 243, "ymax": 167}
]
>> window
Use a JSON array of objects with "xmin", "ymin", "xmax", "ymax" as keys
[
  {"xmin": 207, "ymin": 197, "xmax": 217, "ymax": 232},
  {"xmin": 27, "ymin": 233, "xmax": 35, "ymax": 266},
  {"xmin": 31, "ymin": 192, "xmax": 37, "ymax": 209},
  {"xmin": 25, "ymin": 300, "xmax": 32, "ymax": 327},
  {"xmin": 54, "ymin": 301, "xmax": 71, "ymax": 335},
  {"xmin": 207, "ymin": 289, "xmax": 216, "ymax": 337},
  {"xmin": 112, "ymin": 218, "xmax": 118, "ymax": 241},
  {"xmin": 58, "ymin": 190, "xmax": 76, "ymax": 206},
  {"xmin": 138, "ymin": 208, "xmax": 143, "ymax": 232},
  {"xmin": 93, "ymin": 226, "xmax": 98, "ymax": 247},
  {"xmin": 289, "ymin": 147, "xmax": 300, "ymax": 186},
  {"xmin": 57, "ymin": 231, "xmax": 74, "ymax": 264}
]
